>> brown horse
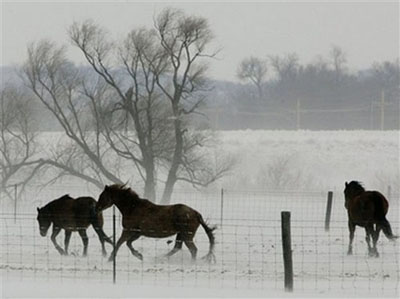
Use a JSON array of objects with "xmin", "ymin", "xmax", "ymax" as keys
[
  {"xmin": 36, "ymin": 194, "xmax": 112, "ymax": 256},
  {"xmin": 344, "ymin": 181, "xmax": 397, "ymax": 257},
  {"xmin": 95, "ymin": 184, "xmax": 216, "ymax": 263}
]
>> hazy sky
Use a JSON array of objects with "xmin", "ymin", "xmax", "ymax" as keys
[{"xmin": 1, "ymin": 1, "xmax": 399, "ymax": 81}]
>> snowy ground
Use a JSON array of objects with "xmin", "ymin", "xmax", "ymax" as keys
[{"xmin": 1, "ymin": 130, "xmax": 399, "ymax": 298}]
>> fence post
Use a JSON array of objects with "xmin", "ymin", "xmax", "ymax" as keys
[
  {"xmin": 281, "ymin": 211, "xmax": 293, "ymax": 292},
  {"xmin": 324, "ymin": 191, "xmax": 333, "ymax": 232},
  {"xmin": 220, "ymin": 188, "xmax": 224, "ymax": 227},
  {"xmin": 113, "ymin": 205, "xmax": 116, "ymax": 284},
  {"xmin": 14, "ymin": 184, "xmax": 18, "ymax": 224},
  {"xmin": 296, "ymin": 98, "xmax": 301, "ymax": 130}
]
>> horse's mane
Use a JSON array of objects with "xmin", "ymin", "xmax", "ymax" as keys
[
  {"xmin": 348, "ymin": 181, "xmax": 365, "ymax": 192},
  {"xmin": 107, "ymin": 184, "xmax": 140, "ymax": 199},
  {"xmin": 58, "ymin": 194, "xmax": 73, "ymax": 200}
]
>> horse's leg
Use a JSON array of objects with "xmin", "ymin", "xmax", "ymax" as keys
[
  {"xmin": 78, "ymin": 229, "xmax": 89, "ymax": 256},
  {"xmin": 108, "ymin": 229, "xmax": 130, "ymax": 262},
  {"xmin": 165, "ymin": 233, "xmax": 183, "ymax": 258},
  {"xmin": 183, "ymin": 236, "xmax": 198, "ymax": 261},
  {"xmin": 365, "ymin": 225, "xmax": 374, "ymax": 256},
  {"xmin": 93, "ymin": 226, "xmax": 108, "ymax": 257},
  {"xmin": 51, "ymin": 226, "xmax": 65, "ymax": 255},
  {"xmin": 92, "ymin": 213, "xmax": 113, "ymax": 257},
  {"xmin": 372, "ymin": 224, "xmax": 381, "ymax": 257},
  {"xmin": 64, "ymin": 230, "xmax": 72, "ymax": 255},
  {"xmin": 347, "ymin": 221, "xmax": 356, "ymax": 255},
  {"xmin": 126, "ymin": 233, "xmax": 143, "ymax": 260}
]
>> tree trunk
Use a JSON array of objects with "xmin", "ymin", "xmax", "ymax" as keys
[
  {"xmin": 160, "ymin": 103, "xmax": 182, "ymax": 204},
  {"xmin": 160, "ymin": 175, "xmax": 176, "ymax": 204},
  {"xmin": 143, "ymin": 165, "xmax": 156, "ymax": 202}
]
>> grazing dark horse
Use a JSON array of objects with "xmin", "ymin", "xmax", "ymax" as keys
[
  {"xmin": 344, "ymin": 181, "xmax": 397, "ymax": 257},
  {"xmin": 95, "ymin": 184, "xmax": 216, "ymax": 263},
  {"xmin": 36, "ymin": 195, "xmax": 112, "ymax": 256}
]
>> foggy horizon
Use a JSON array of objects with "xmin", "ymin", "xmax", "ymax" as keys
[{"xmin": 2, "ymin": 1, "xmax": 399, "ymax": 82}]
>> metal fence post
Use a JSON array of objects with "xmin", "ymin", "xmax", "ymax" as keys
[
  {"xmin": 324, "ymin": 191, "xmax": 333, "ymax": 232},
  {"xmin": 281, "ymin": 211, "xmax": 293, "ymax": 292},
  {"xmin": 220, "ymin": 188, "xmax": 224, "ymax": 227},
  {"xmin": 113, "ymin": 205, "xmax": 116, "ymax": 284},
  {"xmin": 14, "ymin": 184, "xmax": 18, "ymax": 224}
]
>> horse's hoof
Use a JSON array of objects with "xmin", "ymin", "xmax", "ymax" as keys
[{"xmin": 202, "ymin": 253, "xmax": 216, "ymax": 264}]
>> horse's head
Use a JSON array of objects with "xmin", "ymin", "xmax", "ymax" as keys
[
  {"xmin": 96, "ymin": 185, "xmax": 114, "ymax": 212},
  {"xmin": 36, "ymin": 207, "xmax": 51, "ymax": 237},
  {"xmin": 344, "ymin": 181, "xmax": 365, "ymax": 209}
]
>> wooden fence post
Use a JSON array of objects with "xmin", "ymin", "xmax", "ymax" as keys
[
  {"xmin": 324, "ymin": 191, "xmax": 333, "ymax": 232},
  {"xmin": 281, "ymin": 211, "xmax": 293, "ymax": 292}
]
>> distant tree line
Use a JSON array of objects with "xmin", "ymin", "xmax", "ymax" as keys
[{"xmin": 224, "ymin": 46, "xmax": 399, "ymax": 129}]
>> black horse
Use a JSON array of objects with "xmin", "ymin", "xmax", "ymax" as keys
[
  {"xmin": 95, "ymin": 184, "xmax": 216, "ymax": 263},
  {"xmin": 344, "ymin": 181, "xmax": 397, "ymax": 257},
  {"xmin": 37, "ymin": 194, "xmax": 112, "ymax": 256}
]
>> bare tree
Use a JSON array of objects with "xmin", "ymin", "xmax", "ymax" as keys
[
  {"xmin": 329, "ymin": 45, "xmax": 347, "ymax": 85},
  {"xmin": 371, "ymin": 59, "xmax": 400, "ymax": 100},
  {"xmin": 0, "ymin": 84, "xmax": 42, "ymax": 199},
  {"xmin": 237, "ymin": 56, "xmax": 268, "ymax": 100},
  {"xmin": 269, "ymin": 53, "xmax": 299, "ymax": 84},
  {"xmin": 20, "ymin": 9, "xmax": 231, "ymax": 203},
  {"xmin": 152, "ymin": 8, "xmax": 231, "ymax": 203},
  {"xmin": 22, "ymin": 40, "xmax": 123, "ymax": 190},
  {"xmin": 68, "ymin": 21, "xmax": 174, "ymax": 201}
]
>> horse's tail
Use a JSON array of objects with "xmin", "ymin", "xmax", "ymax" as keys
[
  {"xmin": 198, "ymin": 213, "xmax": 217, "ymax": 263},
  {"xmin": 380, "ymin": 218, "xmax": 398, "ymax": 240},
  {"xmin": 372, "ymin": 192, "xmax": 398, "ymax": 240},
  {"xmin": 90, "ymin": 205, "xmax": 113, "ymax": 245}
]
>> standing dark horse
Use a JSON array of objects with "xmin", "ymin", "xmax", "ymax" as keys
[
  {"xmin": 344, "ymin": 181, "xmax": 397, "ymax": 257},
  {"xmin": 36, "ymin": 194, "xmax": 112, "ymax": 256},
  {"xmin": 95, "ymin": 184, "xmax": 216, "ymax": 263}
]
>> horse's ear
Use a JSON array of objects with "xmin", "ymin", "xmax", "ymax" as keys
[
  {"xmin": 37, "ymin": 207, "xmax": 40, "ymax": 213},
  {"xmin": 345, "ymin": 182, "xmax": 348, "ymax": 187},
  {"xmin": 104, "ymin": 185, "xmax": 109, "ymax": 190}
]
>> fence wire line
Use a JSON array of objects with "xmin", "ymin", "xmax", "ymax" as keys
[{"xmin": 1, "ymin": 186, "xmax": 399, "ymax": 295}]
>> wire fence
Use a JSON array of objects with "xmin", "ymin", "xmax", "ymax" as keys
[{"xmin": 1, "ymin": 185, "xmax": 399, "ymax": 296}]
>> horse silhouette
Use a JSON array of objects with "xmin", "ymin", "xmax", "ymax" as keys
[
  {"xmin": 37, "ymin": 194, "xmax": 112, "ymax": 256},
  {"xmin": 344, "ymin": 181, "xmax": 397, "ymax": 257},
  {"xmin": 96, "ymin": 184, "xmax": 216, "ymax": 263}
]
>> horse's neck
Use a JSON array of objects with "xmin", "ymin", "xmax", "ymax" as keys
[{"xmin": 113, "ymin": 192, "xmax": 138, "ymax": 215}]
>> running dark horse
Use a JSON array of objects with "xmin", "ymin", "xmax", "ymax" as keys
[
  {"xmin": 344, "ymin": 181, "xmax": 397, "ymax": 257},
  {"xmin": 36, "ymin": 195, "xmax": 112, "ymax": 256},
  {"xmin": 95, "ymin": 184, "xmax": 216, "ymax": 263}
]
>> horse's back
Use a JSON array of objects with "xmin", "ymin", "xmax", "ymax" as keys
[
  {"xmin": 348, "ymin": 190, "xmax": 389, "ymax": 224},
  {"xmin": 367, "ymin": 190, "xmax": 389, "ymax": 216},
  {"xmin": 49, "ymin": 196, "xmax": 98, "ymax": 230},
  {"xmin": 127, "ymin": 200, "xmax": 201, "ymax": 237},
  {"xmin": 74, "ymin": 196, "xmax": 97, "ymax": 210}
]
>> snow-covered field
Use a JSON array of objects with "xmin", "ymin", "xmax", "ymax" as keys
[{"xmin": 1, "ymin": 130, "xmax": 399, "ymax": 298}]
